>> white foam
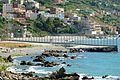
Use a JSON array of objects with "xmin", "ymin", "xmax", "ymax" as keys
[
  {"xmin": 28, "ymin": 66, "xmax": 52, "ymax": 74},
  {"xmin": 58, "ymin": 64, "xmax": 65, "ymax": 67}
]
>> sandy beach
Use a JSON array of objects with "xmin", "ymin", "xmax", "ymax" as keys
[{"xmin": 0, "ymin": 41, "xmax": 66, "ymax": 57}]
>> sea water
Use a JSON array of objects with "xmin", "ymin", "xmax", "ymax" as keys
[
  {"xmin": 11, "ymin": 52, "xmax": 120, "ymax": 77},
  {"xmin": 9, "ymin": 37, "xmax": 120, "ymax": 77}
]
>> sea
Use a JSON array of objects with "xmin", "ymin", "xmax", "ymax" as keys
[{"xmin": 7, "ymin": 37, "xmax": 120, "ymax": 79}]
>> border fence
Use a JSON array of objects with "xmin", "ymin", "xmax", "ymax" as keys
[{"xmin": 1, "ymin": 35, "xmax": 120, "ymax": 52}]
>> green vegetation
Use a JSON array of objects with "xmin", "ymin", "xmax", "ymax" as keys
[
  {"xmin": 34, "ymin": 0, "xmax": 120, "ymax": 30},
  {"xmin": 30, "ymin": 14, "xmax": 78, "ymax": 35},
  {"xmin": 0, "ymin": 1, "xmax": 3, "ymax": 12},
  {"xmin": 11, "ymin": 53, "xmax": 32, "ymax": 57},
  {"xmin": 0, "ymin": 0, "xmax": 120, "ymax": 37},
  {"xmin": 0, "ymin": 42, "xmax": 32, "ymax": 48},
  {"xmin": 0, "ymin": 57, "xmax": 9, "ymax": 63},
  {"xmin": 0, "ymin": 65, "xmax": 7, "ymax": 71},
  {"xmin": 64, "ymin": 0, "xmax": 120, "ymax": 28}
]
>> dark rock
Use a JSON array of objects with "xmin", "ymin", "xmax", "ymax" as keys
[
  {"xmin": 82, "ymin": 76, "xmax": 88, "ymax": 80},
  {"xmin": 102, "ymin": 75, "xmax": 109, "ymax": 78},
  {"xmin": 59, "ymin": 67, "xmax": 66, "ymax": 73},
  {"xmin": 71, "ymin": 56, "xmax": 76, "ymax": 59},
  {"xmin": 49, "ymin": 67, "xmax": 79, "ymax": 80},
  {"xmin": 43, "ymin": 61, "xmax": 59, "ymax": 67},
  {"xmin": 82, "ymin": 76, "xmax": 94, "ymax": 80},
  {"xmin": 33, "ymin": 56, "xmax": 45, "ymax": 62},
  {"xmin": 26, "ymin": 61, "xmax": 33, "ymax": 65},
  {"xmin": 63, "ymin": 54, "xmax": 68, "ymax": 58},
  {"xmin": 21, "ymin": 72, "xmax": 33, "ymax": 77},
  {"xmin": 62, "ymin": 62, "xmax": 66, "ymax": 64},
  {"xmin": 7, "ymin": 55, "xmax": 13, "ymax": 62},
  {"xmin": 67, "ymin": 64, "xmax": 72, "ymax": 67},
  {"xmin": 20, "ymin": 61, "xmax": 26, "ymax": 65}
]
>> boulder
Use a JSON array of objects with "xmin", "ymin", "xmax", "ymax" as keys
[
  {"xmin": 7, "ymin": 55, "xmax": 13, "ymax": 62},
  {"xmin": 20, "ymin": 61, "xmax": 26, "ymax": 65}
]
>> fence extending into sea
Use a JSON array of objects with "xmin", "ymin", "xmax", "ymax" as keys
[{"xmin": 2, "ymin": 35, "xmax": 119, "ymax": 52}]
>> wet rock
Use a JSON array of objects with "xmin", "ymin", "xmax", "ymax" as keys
[
  {"xmin": 33, "ymin": 56, "xmax": 45, "ymax": 62},
  {"xmin": 65, "ymin": 73, "xmax": 80, "ymax": 80},
  {"xmin": 21, "ymin": 72, "xmax": 33, "ymax": 77},
  {"xmin": 82, "ymin": 76, "xmax": 88, "ymax": 80},
  {"xmin": 102, "ymin": 75, "xmax": 109, "ymax": 78},
  {"xmin": 43, "ymin": 61, "xmax": 59, "ymax": 67},
  {"xmin": 71, "ymin": 56, "xmax": 76, "ymax": 59},
  {"xmin": 62, "ymin": 62, "xmax": 66, "ymax": 64},
  {"xmin": 26, "ymin": 61, "xmax": 33, "ymax": 65},
  {"xmin": 63, "ymin": 54, "xmax": 69, "ymax": 58},
  {"xmin": 67, "ymin": 64, "xmax": 72, "ymax": 67},
  {"xmin": 7, "ymin": 55, "xmax": 13, "ymax": 62},
  {"xmin": 49, "ymin": 67, "xmax": 79, "ymax": 80},
  {"xmin": 82, "ymin": 76, "xmax": 94, "ymax": 80},
  {"xmin": 42, "ymin": 52, "xmax": 69, "ymax": 58},
  {"xmin": 20, "ymin": 61, "xmax": 26, "ymax": 65}
]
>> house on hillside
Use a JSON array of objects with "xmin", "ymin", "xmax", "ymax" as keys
[{"xmin": 52, "ymin": 0, "xmax": 64, "ymax": 4}]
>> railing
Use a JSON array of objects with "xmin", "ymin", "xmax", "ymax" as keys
[{"xmin": 7, "ymin": 35, "xmax": 118, "ymax": 46}]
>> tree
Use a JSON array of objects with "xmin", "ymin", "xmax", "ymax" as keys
[
  {"xmin": 53, "ymin": 18, "xmax": 63, "ymax": 33},
  {"xmin": 46, "ymin": 17, "xmax": 54, "ymax": 33}
]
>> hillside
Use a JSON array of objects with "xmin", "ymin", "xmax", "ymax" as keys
[
  {"xmin": 35, "ymin": 0, "xmax": 120, "ymax": 28},
  {"xmin": 65, "ymin": 0, "xmax": 120, "ymax": 26},
  {"xmin": 0, "ymin": 0, "xmax": 120, "ymax": 38}
]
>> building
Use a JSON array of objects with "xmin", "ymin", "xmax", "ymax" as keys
[
  {"xmin": 113, "ymin": 12, "xmax": 120, "ymax": 16},
  {"xmin": 1, "ymin": 0, "xmax": 11, "ymax": 4},
  {"xmin": 2, "ymin": 3, "xmax": 27, "ymax": 23},
  {"xmin": 91, "ymin": 25, "xmax": 104, "ymax": 35},
  {"xmin": 2, "ymin": 4, "xmax": 14, "ymax": 19},
  {"xmin": 52, "ymin": 0, "xmax": 64, "ymax": 4},
  {"xmin": 68, "ymin": 13, "xmax": 81, "ymax": 22},
  {"xmin": 26, "ymin": 10, "xmax": 39, "ymax": 20},
  {"xmin": 50, "ymin": 7, "xmax": 64, "ymax": 14},
  {"xmin": 23, "ymin": 0, "xmax": 40, "ymax": 10},
  {"xmin": 42, "ymin": 13, "xmax": 64, "ymax": 20},
  {"xmin": 3, "ymin": 4, "xmax": 13, "ymax": 13}
]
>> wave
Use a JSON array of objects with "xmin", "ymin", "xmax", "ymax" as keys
[
  {"xmin": 28, "ymin": 66, "xmax": 52, "ymax": 74},
  {"xmin": 78, "ymin": 74, "xmax": 120, "ymax": 80}
]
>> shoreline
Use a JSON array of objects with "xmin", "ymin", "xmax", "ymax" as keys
[
  {"xmin": 0, "ymin": 41, "xmax": 117, "ymax": 57},
  {"xmin": 0, "ymin": 41, "xmax": 120, "ymax": 80}
]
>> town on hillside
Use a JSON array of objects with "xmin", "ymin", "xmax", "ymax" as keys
[{"xmin": 0, "ymin": 0, "xmax": 119, "ymax": 38}]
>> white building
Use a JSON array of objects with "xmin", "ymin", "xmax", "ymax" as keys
[
  {"xmin": 68, "ymin": 13, "xmax": 81, "ymax": 21},
  {"xmin": 34, "ymin": 1, "xmax": 40, "ymax": 9},
  {"xmin": 1, "ymin": 0, "xmax": 11, "ymax": 4},
  {"xmin": 91, "ymin": 25, "xmax": 104, "ymax": 35},
  {"xmin": 26, "ymin": 10, "xmax": 39, "ymax": 20},
  {"xmin": 42, "ymin": 13, "xmax": 64, "ymax": 20},
  {"xmin": 3, "ymin": 4, "xmax": 13, "ymax": 13}
]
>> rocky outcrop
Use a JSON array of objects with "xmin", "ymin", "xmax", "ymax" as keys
[
  {"xmin": 0, "ymin": 68, "xmax": 80, "ymax": 80},
  {"xmin": 7, "ymin": 55, "xmax": 13, "ymax": 62},
  {"xmin": 49, "ymin": 67, "xmax": 79, "ymax": 80},
  {"xmin": 32, "ymin": 55, "xmax": 59, "ymax": 67},
  {"xmin": 33, "ymin": 56, "xmax": 45, "ymax": 62},
  {"xmin": 44, "ymin": 50, "xmax": 68, "ymax": 53},
  {"xmin": 42, "ymin": 52, "xmax": 69, "ymax": 58},
  {"xmin": 41, "ymin": 61, "xmax": 59, "ymax": 67},
  {"xmin": 82, "ymin": 76, "xmax": 94, "ymax": 80}
]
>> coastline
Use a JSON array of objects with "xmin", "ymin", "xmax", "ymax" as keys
[
  {"xmin": 0, "ymin": 41, "xmax": 66, "ymax": 57},
  {"xmin": 0, "ymin": 41, "xmax": 120, "ymax": 80}
]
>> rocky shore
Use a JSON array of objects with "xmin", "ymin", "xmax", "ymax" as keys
[
  {"xmin": 1, "ymin": 69, "xmax": 119, "ymax": 80},
  {"xmin": 68, "ymin": 46, "xmax": 117, "ymax": 52},
  {"xmin": 18, "ymin": 51, "xmax": 76, "ymax": 67},
  {"xmin": 0, "ymin": 67, "xmax": 80, "ymax": 80}
]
